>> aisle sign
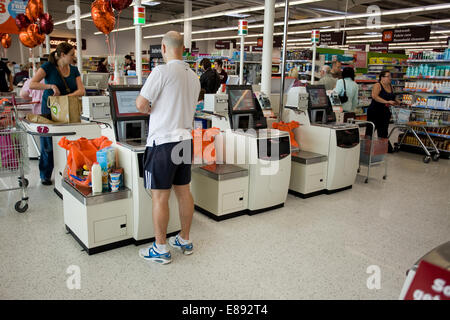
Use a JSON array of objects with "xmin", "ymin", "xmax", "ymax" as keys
[
  {"xmin": 133, "ymin": 6, "xmax": 145, "ymax": 25},
  {"xmin": 251, "ymin": 46, "xmax": 262, "ymax": 52},
  {"xmin": 43, "ymin": 37, "xmax": 87, "ymax": 50},
  {"xmin": 320, "ymin": 31, "xmax": 346, "ymax": 45},
  {"xmin": 403, "ymin": 260, "xmax": 450, "ymax": 300},
  {"xmin": 0, "ymin": 0, "xmax": 26, "ymax": 34},
  {"xmin": 382, "ymin": 26, "xmax": 431, "ymax": 43},
  {"xmin": 256, "ymin": 36, "xmax": 282, "ymax": 48},
  {"xmin": 348, "ymin": 44, "xmax": 366, "ymax": 51},
  {"xmin": 215, "ymin": 41, "xmax": 230, "ymax": 50},
  {"xmin": 149, "ymin": 45, "xmax": 162, "ymax": 58},
  {"xmin": 311, "ymin": 30, "xmax": 320, "ymax": 44},
  {"xmin": 369, "ymin": 43, "xmax": 389, "ymax": 53},
  {"xmin": 238, "ymin": 20, "xmax": 248, "ymax": 36}
]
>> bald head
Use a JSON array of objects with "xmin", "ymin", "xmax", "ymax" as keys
[
  {"xmin": 162, "ymin": 31, "xmax": 184, "ymax": 49},
  {"xmin": 321, "ymin": 65, "xmax": 331, "ymax": 74},
  {"xmin": 161, "ymin": 31, "xmax": 184, "ymax": 62}
]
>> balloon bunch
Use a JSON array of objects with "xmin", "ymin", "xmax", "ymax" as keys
[
  {"xmin": 91, "ymin": 0, "xmax": 132, "ymax": 35},
  {"xmin": 15, "ymin": 0, "xmax": 54, "ymax": 48},
  {"xmin": 0, "ymin": 34, "xmax": 12, "ymax": 49}
]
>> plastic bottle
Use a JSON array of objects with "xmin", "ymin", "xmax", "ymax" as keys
[{"xmin": 91, "ymin": 162, "xmax": 102, "ymax": 194}]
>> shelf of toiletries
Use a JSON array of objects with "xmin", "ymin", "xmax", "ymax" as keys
[
  {"xmin": 407, "ymin": 49, "xmax": 450, "ymax": 62},
  {"xmin": 401, "ymin": 94, "xmax": 450, "ymax": 111},
  {"xmin": 405, "ymin": 65, "xmax": 450, "ymax": 78}
]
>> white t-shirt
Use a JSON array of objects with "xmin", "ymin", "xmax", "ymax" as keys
[{"xmin": 140, "ymin": 59, "xmax": 200, "ymax": 146}]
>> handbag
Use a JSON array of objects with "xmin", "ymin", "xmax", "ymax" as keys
[{"xmin": 339, "ymin": 79, "xmax": 348, "ymax": 104}]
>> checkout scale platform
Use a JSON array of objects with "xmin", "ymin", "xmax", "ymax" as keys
[{"xmin": 61, "ymin": 85, "xmax": 180, "ymax": 254}]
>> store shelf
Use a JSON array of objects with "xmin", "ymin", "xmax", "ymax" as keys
[
  {"xmin": 413, "ymin": 131, "xmax": 450, "ymax": 139},
  {"xmin": 406, "ymin": 104, "xmax": 450, "ymax": 112},
  {"xmin": 356, "ymin": 79, "xmax": 378, "ymax": 83},
  {"xmin": 404, "ymin": 88, "xmax": 450, "ymax": 95},
  {"xmin": 407, "ymin": 59, "xmax": 450, "ymax": 64},
  {"xmin": 404, "ymin": 76, "xmax": 450, "ymax": 80},
  {"xmin": 368, "ymin": 64, "xmax": 407, "ymax": 66},
  {"xmin": 285, "ymin": 60, "xmax": 312, "ymax": 63}
]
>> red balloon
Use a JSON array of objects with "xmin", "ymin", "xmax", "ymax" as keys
[
  {"xmin": 19, "ymin": 30, "xmax": 38, "ymax": 48},
  {"xmin": 111, "ymin": 0, "xmax": 133, "ymax": 12},
  {"xmin": 1, "ymin": 34, "xmax": 12, "ymax": 49},
  {"xmin": 15, "ymin": 13, "xmax": 31, "ymax": 31},
  {"xmin": 39, "ymin": 13, "xmax": 54, "ymax": 35},
  {"xmin": 91, "ymin": 0, "xmax": 116, "ymax": 35},
  {"xmin": 26, "ymin": 0, "xmax": 44, "ymax": 23}
]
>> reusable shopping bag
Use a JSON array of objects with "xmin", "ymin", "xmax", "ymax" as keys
[
  {"xmin": 48, "ymin": 95, "xmax": 82, "ymax": 124},
  {"xmin": 272, "ymin": 121, "xmax": 300, "ymax": 148},
  {"xmin": 191, "ymin": 127, "xmax": 221, "ymax": 164},
  {"xmin": 58, "ymin": 136, "xmax": 112, "ymax": 188}
]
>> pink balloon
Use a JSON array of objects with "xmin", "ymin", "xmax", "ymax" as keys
[
  {"xmin": 15, "ymin": 13, "xmax": 31, "ymax": 31},
  {"xmin": 39, "ymin": 13, "xmax": 54, "ymax": 35},
  {"xmin": 110, "ymin": 0, "xmax": 133, "ymax": 12}
]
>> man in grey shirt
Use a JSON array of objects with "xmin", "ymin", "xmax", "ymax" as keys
[{"xmin": 317, "ymin": 65, "xmax": 337, "ymax": 91}]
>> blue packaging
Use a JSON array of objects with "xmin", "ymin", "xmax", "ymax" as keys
[{"xmin": 96, "ymin": 149, "xmax": 108, "ymax": 171}]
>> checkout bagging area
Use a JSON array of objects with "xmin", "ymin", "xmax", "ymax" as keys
[{"xmin": 40, "ymin": 77, "xmax": 361, "ymax": 255}]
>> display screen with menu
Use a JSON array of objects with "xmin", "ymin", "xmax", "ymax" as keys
[
  {"xmin": 109, "ymin": 85, "xmax": 148, "ymax": 121},
  {"xmin": 307, "ymin": 86, "xmax": 329, "ymax": 109},
  {"xmin": 228, "ymin": 89, "xmax": 256, "ymax": 113}
]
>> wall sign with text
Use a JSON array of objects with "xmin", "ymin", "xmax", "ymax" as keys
[{"xmin": 382, "ymin": 26, "xmax": 431, "ymax": 43}]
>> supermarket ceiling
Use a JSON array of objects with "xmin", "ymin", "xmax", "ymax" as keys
[{"xmin": 50, "ymin": 0, "xmax": 450, "ymax": 41}]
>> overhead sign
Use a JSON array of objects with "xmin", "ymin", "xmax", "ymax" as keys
[
  {"xmin": 149, "ymin": 45, "xmax": 162, "ymax": 58},
  {"xmin": 403, "ymin": 260, "xmax": 450, "ymax": 300},
  {"xmin": 382, "ymin": 26, "xmax": 431, "ymax": 43},
  {"xmin": 0, "ymin": 0, "xmax": 26, "ymax": 34},
  {"xmin": 256, "ymin": 36, "xmax": 282, "ymax": 48},
  {"xmin": 348, "ymin": 44, "xmax": 366, "ymax": 51},
  {"xmin": 215, "ymin": 41, "xmax": 230, "ymax": 50},
  {"xmin": 43, "ymin": 37, "xmax": 87, "ymax": 50},
  {"xmin": 251, "ymin": 46, "xmax": 262, "ymax": 52},
  {"xmin": 369, "ymin": 43, "xmax": 389, "ymax": 53},
  {"xmin": 320, "ymin": 31, "xmax": 346, "ymax": 45},
  {"xmin": 133, "ymin": 6, "xmax": 145, "ymax": 25}
]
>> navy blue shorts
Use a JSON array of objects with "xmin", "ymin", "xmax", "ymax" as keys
[{"xmin": 143, "ymin": 140, "xmax": 193, "ymax": 190}]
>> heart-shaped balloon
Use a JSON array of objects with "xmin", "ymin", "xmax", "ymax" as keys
[
  {"xmin": 111, "ymin": 0, "xmax": 133, "ymax": 12},
  {"xmin": 1, "ymin": 34, "xmax": 12, "ymax": 49},
  {"xmin": 91, "ymin": 0, "xmax": 116, "ymax": 35},
  {"xmin": 19, "ymin": 30, "xmax": 38, "ymax": 48},
  {"xmin": 26, "ymin": 0, "xmax": 44, "ymax": 23},
  {"xmin": 39, "ymin": 13, "xmax": 54, "ymax": 35},
  {"xmin": 15, "ymin": 13, "xmax": 31, "ymax": 31}
]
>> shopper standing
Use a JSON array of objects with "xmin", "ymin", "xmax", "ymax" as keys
[
  {"xmin": 136, "ymin": 31, "xmax": 200, "ymax": 265},
  {"xmin": 0, "ymin": 60, "xmax": 13, "ymax": 92},
  {"xmin": 331, "ymin": 60, "xmax": 342, "ymax": 79},
  {"xmin": 334, "ymin": 67, "xmax": 359, "ymax": 112},
  {"xmin": 366, "ymin": 71, "xmax": 400, "ymax": 153},
  {"xmin": 215, "ymin": 59, "xmax": 228, "ymax": 85},
  {"xmin": 29, "ymin": 42, "xmax": 85, "ymax": 185},
  {"xmin": 97, "ymin": 58, "xmax": 108, "ymax": 73},
  {"xmin": 124, "ymin": 55, "xmax": 136, "ymax": 75},
  {"xmin": 317, "ymin": 65, "xmax": 337, "ymax": 91},
  {"xmin": 199, "ymin": 58, "xmax": 220, "ymax": 94}
]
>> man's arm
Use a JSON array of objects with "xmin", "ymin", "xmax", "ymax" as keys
[{"xmin": 136, "ymin": 95, "xmax": 151, "ymax": 114}]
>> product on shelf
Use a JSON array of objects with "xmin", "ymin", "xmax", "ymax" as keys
[
  {"xmin": 408, "ymin": 49, "xmax": 450, "ymax": 61},
  {"xmin": 406, "ymin": 64, "xmax": 450, "ymax": 77}
]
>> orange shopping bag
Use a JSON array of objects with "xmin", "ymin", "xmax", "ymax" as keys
[
  {"xmin": 58, "ymin": 136, "xmax": 113, "ymax": 188},
  {"xmin": 272, "ymin": 121, "xmax": 300, "ymax": 148}
]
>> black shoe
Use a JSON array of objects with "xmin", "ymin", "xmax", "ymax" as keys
[{"xmin": 41, "ymin": 179, "xmax": 52, "ymax": 185}]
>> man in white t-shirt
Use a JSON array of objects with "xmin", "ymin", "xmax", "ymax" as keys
[{"xmin": 136, "ymin": 31, "xmax": 201, "ymax": 265}]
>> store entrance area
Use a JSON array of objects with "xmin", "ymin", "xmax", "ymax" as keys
[{"xmin": 0, "ymin": 153, "xmax": 448, "ymax": 299}]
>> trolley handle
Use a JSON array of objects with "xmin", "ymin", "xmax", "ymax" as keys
[{"xmin": 347, "ymin": 119, "xmax": 375, "ymax": 139}]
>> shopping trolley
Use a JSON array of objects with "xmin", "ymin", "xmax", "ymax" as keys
[
  {"xmin": 0, "ymin": 97, "xmax": 29, "ymax": 212},
  {"xmin": 388, "ymin": 105, "xmax": 440, "ymax": 163},
  {"xmin": 348, "ymin": 120, "xmax": 388, "ymax": 183}
]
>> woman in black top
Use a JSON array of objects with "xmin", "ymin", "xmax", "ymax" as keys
[{"xmin": 366, "ymin": 71, "xmax": 400, "ymax": 152}]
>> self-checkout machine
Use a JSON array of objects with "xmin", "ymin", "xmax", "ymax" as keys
[
  {"xmin": 109, "ymin": 85, "xmax": 181, "ymax": 243},
  {"xmin": 284, "ymin": 84, "xmax": 360, "ymax": 195},
  {"xmin": 191, "ymin": 85, "xmax": 291, "ymax": 218}
]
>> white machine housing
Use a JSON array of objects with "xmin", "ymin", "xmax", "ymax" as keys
[
  {"xmin": 284, "ymin": 86, "xmax": 360, "ymax": 192},
  {"xmin": 82, "ymin": 96, "xmax": 111, "ymax": 121},
  {"xmin": 204, "ymin": 94, "xmax": 228, "ymax": 113}
]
